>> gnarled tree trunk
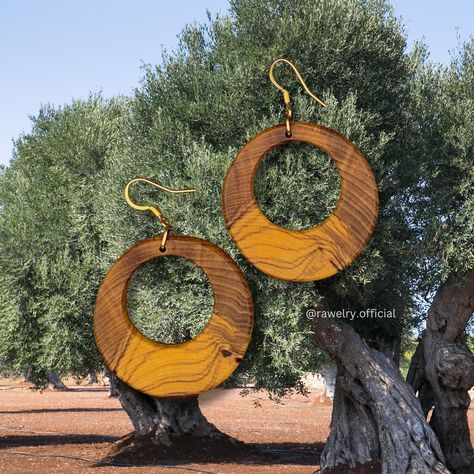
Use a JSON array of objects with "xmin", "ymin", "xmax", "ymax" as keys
[
  {"xmin": 114, "ymin": 376, "xmax": 222, "ymax": 445},
  {"xmin": 408, "ymin": 269, "xmax": 474, "ymax": 473},
  {"xmin": 314, "ymin": 317, "xmax": 449, "ymax": 474},
  {"xmin": 47, "ymin": 370, "xmax": 67, "ymax": 390},
  {"xmin": 87, "ymin": 371, "xmax": 98, "ymax": 384},
  {"xmin": 103, "ymin": 375, "xmax": 245, "ymax": 463},
  {"xmin": 104, "ymin": 368, "xmax": 117, "ymax": 397}
]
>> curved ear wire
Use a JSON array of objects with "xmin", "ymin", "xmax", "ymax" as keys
[
  {"xmin": 269, "ymin": 58, "xmax": 326, "ymax": 136},
  {"xmin": 124, "ymin": 178, "xmax": 196, "ymax": 250}
]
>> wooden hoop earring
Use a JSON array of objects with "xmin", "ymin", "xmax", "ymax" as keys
[
  {"xmin": 94, "ymin": 235, "xmax": 253, "ymax": 398},
  {"xmin": 222, "ymin": 121, "xmax": 378, "ymax": 281},
  {"xmin": 94, "ymin": 179, "xmax": 253, "ymax": 398}
]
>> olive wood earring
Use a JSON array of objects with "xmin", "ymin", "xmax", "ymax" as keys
[
  {"xmin": 94, "ymin": 179, "xmax": 253, "ymax": 397},
  {"xmin": 221, "ymin": 60, "xmax": 378, "ymax": 282}
]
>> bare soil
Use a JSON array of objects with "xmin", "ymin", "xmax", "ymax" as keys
[{"xmin": 0, "ymin": 379, "xmax": 472, "ymax": 473}]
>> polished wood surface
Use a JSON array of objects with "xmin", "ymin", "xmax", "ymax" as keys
[
  {"xmin": 222, "ymin": 122, "xmax": 378, "ymax": 281},
  {"xmin": 94, "ymin": 235, "xmax": 254, "ymax": 397}
]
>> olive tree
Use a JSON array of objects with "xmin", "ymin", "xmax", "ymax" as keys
[
  {"xmin": 94, "ymin": 0, "xmax": 450, "ymax": 470},
  {"xmin": 0, "ymin": 96, "xmax": 127, "ymax": 384}
]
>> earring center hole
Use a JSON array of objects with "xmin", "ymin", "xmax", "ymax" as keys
[
  {"xmin": 254, "ymin": 142, "xmax": 341, "ymax": 230},
  {"xmin": 127, "ymin": 256, "xmax": 213, "ymax": 344}
]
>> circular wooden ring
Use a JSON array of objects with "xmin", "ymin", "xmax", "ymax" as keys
[
  {"xmin": 94, "ymin": 235, "xmax": 254, "ymax": 397},
  {"xmin": 222, "ymin": 122, "xmax": 378, "ymax": 281}
]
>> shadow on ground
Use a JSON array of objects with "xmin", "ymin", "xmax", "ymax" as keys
[
  {"xmin": 0, "ymin": 432, "xmax": 384, "ymax": 473},
  {"xmin": 0, "ymin": 434, "xmax": 119, "ymax": 448},
  {"xmin": 0, "ymin": 407, "xmax": 122, "ymax": 414},
  {"xmin": 100, "ymin": 432, "xmax": 324, "ymax": 467}
]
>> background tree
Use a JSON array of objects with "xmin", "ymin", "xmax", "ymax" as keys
[
  {"xmin": 316, "ymin": 38, "xmax": 474, "ymax": 474},
  {"xmin": 407, "ymin": 39, "xmax": 474, "ymax": 473},
  {"xmin": 0, "ymin": 96, "xmax": 126, "ymax": 385}
]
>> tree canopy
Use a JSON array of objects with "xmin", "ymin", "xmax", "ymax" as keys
[{"xmin": 0, "ymin": 97, "xmax": 127, "ymax": 383}]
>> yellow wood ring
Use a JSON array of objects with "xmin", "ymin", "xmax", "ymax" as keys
[
  {"xmin": 94, "ymin": 235, "xmax": 254, "ymax": 397},
  {"xmin": 222, "ymin": 122, "xmax": 379, "ymax": 281}
]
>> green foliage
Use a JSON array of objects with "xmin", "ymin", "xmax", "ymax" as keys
[
  {"xmin": 399, "ymin": 331, "xmax": 419, "ymax": 378},
  {"xmin": 0, "ymin": 96, "xmax": 127, "ymax": 380},
  {"xmin": 410, "ymin": 39, "xmax": 474, "ymax": 289},
  {"xmin": 127, "ymin": 257, "xmax": 213, "ymax": 344},
  {"xmin": 467, "ymin": 333, "xmax": 474, "ymax": 354}
]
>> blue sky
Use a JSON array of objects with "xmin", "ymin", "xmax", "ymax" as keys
[{"xmin": 0, "ymin": 0, "xmax": 473, "ymax": 167}]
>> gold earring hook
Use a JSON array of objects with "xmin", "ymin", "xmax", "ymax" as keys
[
  {"xmin": 124, "ymin": 178, "xmax": 196, "ymax": 251},
  {"xmin": 269, "ymin": 58, "xmax": 326, "ymax": 137}
]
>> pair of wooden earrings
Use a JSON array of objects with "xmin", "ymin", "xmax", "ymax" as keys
[{"xmin": 94, "ymin": 59, "xmax": 378, "ymax": 397}]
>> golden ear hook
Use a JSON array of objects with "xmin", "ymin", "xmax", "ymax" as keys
[
  {"xmin": 269, "ymin": 58, "xmax": 327, "ymax": 137},
  {"xmin": 124, "ymin": 178, "xmax": 196, "ymax": 251}
]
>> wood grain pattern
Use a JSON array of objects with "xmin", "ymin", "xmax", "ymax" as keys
[
  {"xmin": 94, "ymin": 235, "xmax": 254, "ymax": 398},
  {"xmin": 222, "ymin": 122, "xmax": 379, "ymax": 281}
]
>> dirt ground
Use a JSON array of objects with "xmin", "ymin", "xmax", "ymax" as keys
[{"xmin": 0, "ymin": 379, "xmax": 472, "ymax": 474}]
